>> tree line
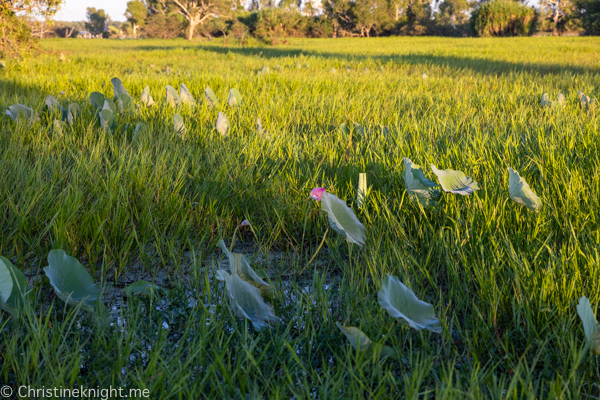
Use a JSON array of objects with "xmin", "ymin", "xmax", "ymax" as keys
[
  {"xmin": 1, "ymin": 0, "xmax": 599, "ymax": 59},
  {"xmin": 55, "ymin": 0, "xmax": 600, "ymax": 41}
]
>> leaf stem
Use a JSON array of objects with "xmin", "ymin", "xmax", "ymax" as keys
[{"xmin": 298, "ymin": 228, "xmax": 328, "ymax": 275}]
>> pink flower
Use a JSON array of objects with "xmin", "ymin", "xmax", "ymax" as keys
[{"xmin": 309, "ymin": 187, "xmax": 327, "ymax": 201}]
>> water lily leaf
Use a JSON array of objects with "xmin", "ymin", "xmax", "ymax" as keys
[
  {"xmin": 431, "ymin": 165, "xmax": 479, "ymax": 196},
  {"xmin": 216, "ymin": 269, "xmax": 279, "ymax": 331},
  {"xmin": 228, "ymin": 88, "xmax": 242, "ymax": 107},
  {"xmin": 507, "ymin": 168, "xmax": 542, "ymax": 212},
  {"xmin": 180, "ymin": 83, "xmax": 195, "ymax": 105},
  {"xmin": 45, "ymin": 95, "xmax": 67, "ymax": 120},
  {"xmin": 204, "ymin": 87, "xmax": 217, "ymax": 107},
  {"xmin": 140, "ymin": 86, "xmax": 155, "ymax": 106},
  {"xmin": 7, "ymin": 104, "xmax": 39, "ymax": 123},
  {"xmin": 0, "ymin": 256, "xmax": 30, "ymax": 317},
  {"xmin": 89, "ymin": 92, "xmax": 106, "ymax": 109},
  {"xmin": 216, "ymin": 112, "xmax": 229, "ymax": 137},
  {"xmin": 578, "ymin": 91, "xmax": 589, "ymax": 108},
  {"xmin": 541, "ymin": 93, "xmax": 551, "ymax": 107},
  {"xmin": 111, "ymin": 77, "xmax": 131, "ymax": 99},
  {"xmin": 357, "ymin": 173, "xmax": 367, "ymax": 208},
  {"xmin": 117, "ymin": 93, "xmax": 135, "ymax": 115},
  {"xmin": 0, "ymin": 260, "xmax": 12, "ymax": 305},
  {"xmin": 99, "ymin": 101, "xmax": 116, "ymax": 131},
  {"xmin": 103, "ymin": 98, "xmax": 117, "ymax": 114},
  {"xmin": 402, "ymin": 158, "xmax": 440, "ymax": 206},
  {"xmin": 378, "ymin": 274, "xmax": 441, "ymax": 333},
  {"xmin": 165, "ymin": 85, "xmax": 180, "ymax": 107},
  {"xmin": 256, "ymin": 118, "xmax": 269, "ymax": 138},
  {"xmin": 217, "ymin": 240, "xmax": 272, "ymax": 295},
  {"xmin": 174, "ymin": 113, "xmax": 187, "ymax": 136},
  {"xmin": 354, "ymin": 123, "xmax": 365, "ymax": 139},
  {"xmin": 577, "ymin": 296, "xmax": 600, "ymax": 355},
  {"xmin": 320, "ymin": 192, "xmax": 366, "ymax": 247},
  {"xmin": 336, "ymin": 322, "xmax": 396, "ymax": 360},
  {"xmin": 124, "ymin": 280, "xmax": 159, "ymax": 297},
  {"xmin": 44, "ymin": 249, "xmax": 102, "ymax": 313},
  {"xmin": 67, "ymin": 103, "xmax": 81, "ymax": 124}
]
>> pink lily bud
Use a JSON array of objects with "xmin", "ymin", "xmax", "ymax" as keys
[
  {"xmin": 309, "ymin": 187, "xmax": 327, "ymax": 201},
  {"xmin": 240, "ymin": 219, "xmax": 250, "ymax": 227}
]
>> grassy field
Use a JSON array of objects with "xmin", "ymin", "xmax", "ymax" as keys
[{"xmin": 1, "ymin": 36, "xmax": 600, "ymax": 398}]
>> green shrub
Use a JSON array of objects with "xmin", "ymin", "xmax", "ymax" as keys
[
  {"xmin": 470, "ymin": 0, "xmax": 536, "ymax": 36},
  {"xmin": 577, "ymin": 0, "xmax": 600, "ymax": 35},
  {"xmin": 0, "ymin": 6, "xmax": 37, "ymax": 59}
]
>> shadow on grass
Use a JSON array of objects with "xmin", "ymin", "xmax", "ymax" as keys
[{"xmin": 134, "ymin": 43, "xmax": 600, "ymax": 77}]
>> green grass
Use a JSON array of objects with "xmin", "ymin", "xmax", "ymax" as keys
[{"xmin": 1, "ymin": 36, "xmax": 600, "ymax": 398}]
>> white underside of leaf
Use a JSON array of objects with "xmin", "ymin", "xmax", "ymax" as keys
[
  {"xmin": 378, "ymin": 274, "xmax": 442, "ymax": 333},
  {"xmin": 431, "ymin": 165, "xmax": 479, "ymax": 196},
  {"xmin": 576, "ymin": 296, "xmax": 600, "ymax": 355},
  {"xmin": 217, "ymin": 240, "xmax": 271, "ymax": 294},
  {"xmin": 508, "ymin": 168, "xmax": 542, "ymax": 211},
  {"xmin": 216, "ymin": 269, "xmax": 279, "ymax": 331},
  {"xmin": 402, "ymin": 158, "xmax": 440, "ymax": 205},
  {"xmin": 320, "ymin": 192, "xmax": 366, "ymax": 247}
]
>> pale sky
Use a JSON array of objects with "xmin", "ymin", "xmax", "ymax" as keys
[{"xmin": 55, "ymin": 0, "xmax": 128, "ymax": 22}]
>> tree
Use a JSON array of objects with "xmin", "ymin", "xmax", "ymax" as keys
[
  {"xmin": 436, "ymin": 0, "xmax": 473, "ymax": 29},
  {"xmin": 85, "ymin": 7, "xmax": 109, "ymax": 37},
  {"xmin": 125, "ymin": 1, "xmax": 148, "ymax": 38},
  {"xmin": 171, "ymin": 0, "xmax": 226, "ymax": 40},
  {"xmin": 539, "ymin": 0, "xmax": 577, "ymax": 35},
  {"xmin": 1, "ymin": 0, "xmax": 63, "ymax": 58},
  {"xmin": 576, "ymin": 0, "xmax": 600, "ymax": 34}
]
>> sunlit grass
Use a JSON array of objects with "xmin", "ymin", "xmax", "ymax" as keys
[{"xmin": 0, "ymin": 36, "xmax": 599, "ymax": 398}]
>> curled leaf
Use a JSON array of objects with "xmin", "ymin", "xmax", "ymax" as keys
[
  {"xmin": 111, "ymin": 77, "xmax": 131, "ymax": 99},
  {"xmin": 508, "ymin": 168, "xmax": 542, "ymax": 212},
  {"xmin": 0, "ymin": 256, "xmax": 30, "ymax": 317},
  {"xmin": 402, "ymin": 158, "xmax": 440, "ymax": 206},
  {"xmin": 140, "ymin": 86, "xmax": 155, "ymax": 106},
  {"xmin": 99, "ymin": 101, "xmax": 116, "ymax": 131},
  {"xmin": 44, "ymin": 250, "xmax": 102, "ymax": 313},
  {"xmin": 228, "ymin": 88, "xmax": 242, "ymax": 107},
  {"xmin": 256, "ymin": 118, "xmax": 269, "ymax": 138},
  {"xmin": 216, "ymin": 269, "xmax": 279, "ymax": 331},
  {"xmin": 180, "ymin": 83, "xmax": 195, "ymax": 105},
  {"xmin": 431, "ymin": 165, "xmax": 479, "ymax": 196},
  {"xmin": 357, "ymin": 173, "xmax": 367, "ymax": 208},
  {"xmin": 336, "ymin": 322, "xmax": 396, "ymax": 360},
  {"xmin": 320, "ymin": 192, "xmax": 366, "ymax": 247},
  {"xmin": 7, "ymin": 104, "xmax": 38, "ymax": 123},
  {"xmin": 557, "ymin": 93, "xmax": 566, "ymax": 107},
  {"xmin": 205, "ymin": 87, "xmax": 217, "ymax": 107},
  {"xmin": 216, "ymin": 112, "xmax": 229, "ymax": 137},
  {"xmin": 174, "ymin": 113, "xmax": 187, "ymax": 137},
  {"xmin": 541, "ymin": 93, "xmax": 550, "ymax": 107},
  {"xmin": 576, "ymin": 296, "xmax": 600, "ymax": 355},
  {"xmin": 378, "ymin": 274, "xmax": 441, "ymax": 333},
  {"xmin": 217, "ymin": 240, "xmax": 272, "ymax": 295},
  {"xmin": 165, "ymin": 85, "xmax": 181, "ymax": 107},
  {"xmin": 67, "ymin": 103, "xmax": 80, "ymax": 124}
]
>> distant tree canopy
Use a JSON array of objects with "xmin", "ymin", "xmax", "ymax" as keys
[
  {"xmin": 85, "ymin": 7, "xmax": 110, "ymax": 37},
  {"xmin": 125, "ymin": 1, "xmax": 148, "ymax": 38},
  {"xmin": 4, "ymin": 0, "xmax": 600, "ymax": 54}
]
